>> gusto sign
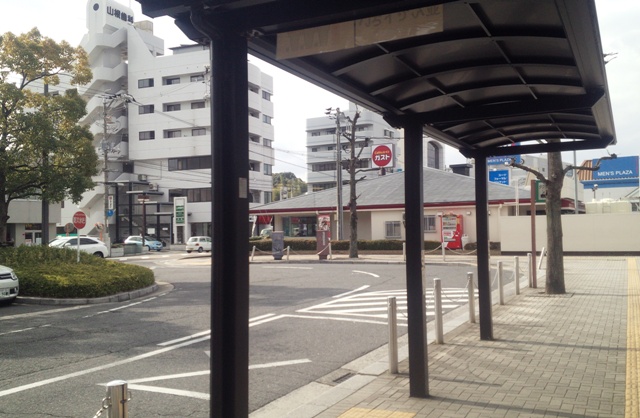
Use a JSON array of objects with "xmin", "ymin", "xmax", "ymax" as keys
[{"xmin": 371, "ymin": 144, "xmax": 393, "ymax": 168}]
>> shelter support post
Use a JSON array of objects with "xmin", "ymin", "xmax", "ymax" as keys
[
  {"xmin": 403, "ymin": 120, "xmax": 429, "ymax": 397},
  {"xmin": 474, "ymin": 155, "xmax": 493, "ymax": 340},
  {"xmin": 193, "ymin": 17, "xmax": 250, "ymax": 417}
]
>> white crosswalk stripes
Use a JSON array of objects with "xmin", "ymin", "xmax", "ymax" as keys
[{"xmin": 297, "ymin": 288, "xmax": 478, "ymax": 322}]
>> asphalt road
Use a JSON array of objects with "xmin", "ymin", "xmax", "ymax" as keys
[{"xmin": 0, "ymin": 253, "xmax": 501, "ymax": 417}]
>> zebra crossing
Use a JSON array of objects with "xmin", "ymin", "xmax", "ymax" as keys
[{"xmin": 297, "ymin": 287, "xmax": 478, "ymax": 323}]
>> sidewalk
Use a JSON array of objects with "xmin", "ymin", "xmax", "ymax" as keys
[{"xmin": 251, "ymin": 255, "xmax": 635, "ymax": 418}]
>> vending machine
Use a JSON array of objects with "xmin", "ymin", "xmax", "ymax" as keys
[{"xmin": 440, "ymin": 213, "xmax": 463, "ymax": 249}]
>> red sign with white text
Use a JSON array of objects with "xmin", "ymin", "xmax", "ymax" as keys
[
  {"xmin": 371, "ymin": 144, "xmax": 393, "ymax": 168},
  {"xmin": 72, "ymin": 211, "xmax": 87, "ymax": 230}
]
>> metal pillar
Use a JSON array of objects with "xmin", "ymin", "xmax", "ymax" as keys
[
  {"xmin": 403, "ymin": 121, "xmax": 429, "ymax": 397},
  {"xmin": 474, "ymin": 155, "xmax": 493, "ymax": 340},
  {"xmin": 191, "ymin": 14, "xmax": 250, "ymax": 417}
]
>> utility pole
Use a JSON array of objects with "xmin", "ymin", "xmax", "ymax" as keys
[
  {"xmin": 102, "ymin": 96, "xmax": 111, "ymax": 248},
  {"xmin": 326, "ymin": 107, "xmax": 345, "ymax": 240},
  {"xmin": 41, "ymin": 83, "xmax": 49, "ymax": 246}
]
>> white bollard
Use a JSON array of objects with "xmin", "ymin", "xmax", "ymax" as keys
[
  {"xmin": 467, "ymin": 272, "xmax": 476, "ymax": 323},
  {"xmin": 329, "ymin": 242, "xmax": 332, "ymax": 260},
  {"xmin": 286, "ymin": 246, "xmax": 290, "ymax": 262},
  {"xmin": 387, "ymin": 297, "xmax": 398, "ymax": 374},
  {"xmin": 106, "ymin": 380, "xmax": 129, "ymax": 418},
  {"xmin": 441, "ymin": 242, "xmax": 446, "ymax": 261},
  {"xmin": 434, "ymin": 278, "xmax": 444, "ymax": 344},
  {"xmin": 251, "ymin": 245, "xmax": 256, "ymax": 261},
  {"xmin": 403, "ymin": 242, "xmax": 406, "ymax": 261},
  {"xmin": 498, "ymin": 261, "xmax": 505, "ymax": 305},
  {"xmin": 528, "ymin": 252, "xmax": 533, "ymax": 288},
  {"xmin": 514, "ymin": 256, "xmax": 520, "ymax": 295}
]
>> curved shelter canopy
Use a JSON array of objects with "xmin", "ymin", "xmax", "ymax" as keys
[{"xmin": 140, "ymin": 0, "xmax": 615, "ymax": 157}]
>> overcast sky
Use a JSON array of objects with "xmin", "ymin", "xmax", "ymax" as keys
[{"xmin": 1, "ymin": 0, "xmax": 637, "ymax": 180}]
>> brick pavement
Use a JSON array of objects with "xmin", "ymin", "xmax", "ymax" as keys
[{"xmin": 256, "ymin": 256, "xmax": 633, "ymax": 418}]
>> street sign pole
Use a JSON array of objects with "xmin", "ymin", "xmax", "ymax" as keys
[{"xmin": 73, "ymin": 211, "xmax": 87, "ymax": 263}]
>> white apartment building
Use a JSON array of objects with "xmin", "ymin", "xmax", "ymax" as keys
[
  {"xmin": 305, "ymin": 103, "xmax": 445, "ymax": 191},
  {"xmin": 59, "ymin": 0, "xmax": 275, "ymax": 245}
]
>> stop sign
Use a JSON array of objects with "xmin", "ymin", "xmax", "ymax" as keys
[{"xmin": 72, "ymin": 211, "xmax": 87, "ymax": 230}]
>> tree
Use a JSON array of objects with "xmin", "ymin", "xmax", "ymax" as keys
[
  {"xmin": 327, "ymin": 107, "xmax": 375, "ymax": 259},
  {"xmin": 508, "ymin": 142, "xmax": 614, "ymax": 294},
  {"xmin": 0, "ymin": 29, "xmax": 97, "ymax": 243},
  {"xmin": 272, "ymin": 172, "xmax": 307, "ymax": 200}
]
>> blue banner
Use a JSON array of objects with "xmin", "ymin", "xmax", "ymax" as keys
[
  {"xmin": 487, "ymin": 155, "xmax": 522, "ymax": 165},
  {"xmin": 592, "ymin": 156, "xmax": 639, "ymax": 180},
  {"xmin": 489, "ymin": 170, "xmax": 510, "ymax": 185}
]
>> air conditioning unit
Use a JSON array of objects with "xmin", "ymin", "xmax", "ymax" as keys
[
  {"xmin": 138, "ymin": 174, "xmax": 148, "ymax": 181},
  {"xmin": 148, "ymin": 183, "xmax": 158, "ymax": 191}
]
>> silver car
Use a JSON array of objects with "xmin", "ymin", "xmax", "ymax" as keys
[{"xmin": 0, "ymin": 265, "xmax": 19, "ymax": 304}]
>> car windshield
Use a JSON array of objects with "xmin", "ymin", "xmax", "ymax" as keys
[{"xmin": 49, "ymin": 238, "xmax": 71, "ymax": 246}]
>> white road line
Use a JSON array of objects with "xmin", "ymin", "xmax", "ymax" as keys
[
  {"xmin": 250, "ymin": 313, "xmax": 276, "ymax": 322},
  {"xmin": 158, "ymin": 330, "xmax": 211, "ymax": 346},
  {"xmin": 332, "ymin": 285, "xmax": 370, "ymax": 298},
  {"xmin": 249, "ymin": 358, "xmax": 311, "ymax": 370},
  {"xmin": 0, "ymin": 305, "xmax": 92, "ymax": 321},
  {"xmin": 249, "ymin": 314, "xmax": 286, "ymax": 327},
  {"xmin": 283, "ymin": 314, "xmax": 395, "ymax": 326},
  {"xmin": 260, "ymin": 266, "xmax": 313, "ymax": 270},
  {"xmin": 126, "ymin": 370, "xmax": 210, "ymax": 383},
  {"xmin": 353, "ymin": 270, "xmax": 379, "ymax": 278},
  {"xmin": 0, "ymin": 327, "xmax": 34, "ymax": 336},
  {"xmin": 127, "ymin": 384, "xmax": 210, "ymax": 400},
  {"xmin": 0, "ymin": 335, "xmax": 210, "ymax": 398}
]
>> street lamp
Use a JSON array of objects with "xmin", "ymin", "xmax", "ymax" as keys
[{"xmin": 592, "ymin": 184, "xmax": 598, "ymax": 201}]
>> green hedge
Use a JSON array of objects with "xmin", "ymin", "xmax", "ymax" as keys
[
  {"xmin": 0, "ymin": 246, "xmax": 154, "ymax": 299},
  {"xmin": 249, "ymin": 239, "xmax": 442, "ymax": 252}
]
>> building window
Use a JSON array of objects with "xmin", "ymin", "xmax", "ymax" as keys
[
  {"xmin": 264, "ymin": 191, "xmax": 272, "ymax": 204},
  {"xmin": 325, "ymin": 129, "xmax": 335, "ymax": 135},
  {"xmin": 164, "ymin": 130, "xmax": 181, "ymax": 138},
  {"xmin": 424, "ymin": 215, "xmax": 437, "ymax": 232},
  {"xmin": 139, "ymin": 104, "xmax": 154, "ymax": 114},
  {"xmin": 190, "ymin": 74, "xmax": 204, "ymax": 82},
  {"xmin": 249, "ymin": 190, "xmax": 261, "ymax": 203},
  {"xmin": 249, "ymin": 161, "xmax": 259, "ymax": 172},
  {"xmin": 263, "ymin": 138, "xmax": 273, "ymax": 147},
  {"xmin": 163, "ymin": 77, "xmax": 180, "ymax": 85},
  {"xmin": 263, "ymin": 164, "xmax": 273, "ymax": 175},
  {"xmin": 165, "ymin": 103, "xmax": 181, "ymax": 112},
  {"xmin": 312, "ymin": 162, "xmax": 337, "ymax": 172},
  {"xmin": 427, "ymin": 142, "xmax": 441, "ymax": 169},
  {"xmin": 262, "ymin": 115, "xmax": 272, "ymax": 124},
  {"xmin": 168, "ymin": 188, "xmax": 212, "ymax": 202},
  {"xmin": 138, "ymin": 78, "xmax": 154, "ymax": 88},
  {"xmin": 139, "ymin": 131, "xmax": 155, "ymax": 140},
  {"xmin": 192, "ymin": 128, "xmax": 206, "ymax": 136},
  {"xmin": 248, "ymin": 84, "xmax": 259, "ymax": 94},
  {"xmin": 249, "ymin": 110, "xmax": 259, "ymax": 119},
  {"xmin": 384, "ymin": 129, "xmax": 395, "ymax": 138},
  {"xmin": 385, "ymin": 221, "xmax": 402, "ymax": 239},
  {"xmin": 327, "ymin": 146, "xmax": 334, "ymax": 151},
  {"xmin": 262, "ymin": 91, "xmax": 272, "ymax": 101},
  {"xmin": 168, "ymin": 156, "xmax": 212, "ymax": 171},
  {"xmin": 311, "ymin": 131, "xmax": 321, "ymax": 137},
  {"xmin": 191, "ymin": 101, "xmax": 205, "ymax": 109},
  {"xmin": 311, "ymin": 147, "xmax": 318, "ymax": 152}
]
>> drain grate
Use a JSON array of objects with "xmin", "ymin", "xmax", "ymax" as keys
[{"xmin": 333, "ymin": 372, "xmax": 355, "ymax": 384}]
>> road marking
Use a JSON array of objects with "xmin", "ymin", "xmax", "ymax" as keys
[
  {"xmin": 353, "ymin": 270, "xmax": 379, "ymax": 278},
  {"xmin": 250, "ymin": 313, "xmax": 276, "ymax": 322},
  {"xmin": 333, "ymin": 285, "xmax": 370, "ymax": 298},
  {"xmin": 158, "ymin": 330, "xmax": 211, "ymax": 346},
  {"xmin": 260, "ymin": 266, "xmax": 313, "ymax": 270},
  {"xmin": 250, "ymin": 314, "xmax": 287, "ymax": 327},
  {"xmin": 127, "ymin": 384, "xmax": 209, "ymax": 400},
  {"xmin": 249, "ymin": 359, "xmax": 311, "ymax": 370},
  {"xmin": 0, "ymin": 305, "xmax": 92, "ymax": 321},
  {"xmin": 0, "ymin": 327, "xmax": 35, "ymax": 336},
  {"xmin": 0, "ymin": 335, "xmax": 210, "ymax": 398}
]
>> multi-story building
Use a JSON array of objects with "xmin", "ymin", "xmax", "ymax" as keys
[
  {"xmin": 305, "ymin": 103, "xmax": 445, "ymax": 192},
  {"xmin": 60, "ymin": 0, "xmax": 275, "ymax": 245}
]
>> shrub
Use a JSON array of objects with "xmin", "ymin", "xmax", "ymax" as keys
[{"xmin": 0, "ymin": 246, "xmax": 154, "ymax": 299}]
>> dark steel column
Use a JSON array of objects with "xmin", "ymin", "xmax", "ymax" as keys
[
  {"xmin": 208, "ymin": 27, "xmax": 250, "ymax": 417},
  {"xmin": 403, "ymin": 121, "xmax": 429, "ymax": 397},
  {"xmin": 474, "ymin": 155, "xmax": 493, "ymax": 340}
]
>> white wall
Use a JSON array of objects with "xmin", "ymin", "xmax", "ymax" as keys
[{"xmin": 499, "ymin": 212, "xmax": 640, "ymax": 252}]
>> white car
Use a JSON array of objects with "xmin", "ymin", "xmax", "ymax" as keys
[
  {"xmin": 186, "ymin": 236, "xmax": 212, "ymax": 253},
  {"xmin": 0, "ymin": 265, "xmax": 19, "ymax": 304},
  {"xmin": 49, "ymin": 236, "xmax": 110, "ymax": 257}
]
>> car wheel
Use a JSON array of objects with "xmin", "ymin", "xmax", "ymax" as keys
[
  {"xmin": 93, "ymin": 252, "xmax": 104, "ymax": 258},
  {"xmin": 145, "ymin": 245, "xmax": 150, "ymax": 251},
  {"xmin": 187, "ymin": 250, "xmax": 192, "ymax": 253},
  {"xmin": 197, "ymin": 247, "xmax": 204, "ymax": 253}
]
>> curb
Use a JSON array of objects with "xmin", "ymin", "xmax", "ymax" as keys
[{"xmin": 16, "ymin": 282, "xmax": 173, "ymax": 306}]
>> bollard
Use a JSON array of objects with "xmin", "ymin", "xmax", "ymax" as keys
[
  {"xmin": 441, "ymin": 243, "xmax": 446, "ymax": 261},
  {"xmin": 514, "ymin": 256, "xmax": 520, "ymax": 295},
  {"xmin": 528, "ymin": 252, "xmax": 533, "ymax": 288},
  {"xmin": 467, "ymin": 272, "xmax": 476, "ymax": 323},
  {"xmin": 286, "ymin": 246, "xmax": 290, "ymax": 262},
  {"xmin": 403, "ymin": 242, "xmax": 406, "ymax": 261},
  {"xmin": 329, "ymin": 242, "xmax": 332, "ymax": 260},
  {"xmin": 106, "ymin": 380, "xmax": 129, "ymax": 418},
  {"xmin": 434, "ymin": 278, "xmax": 444, "ymax": 344},
  {"xmin": 538, "ymin": 247, "xmax": 546, "ymax": 270},
  {"xmin": 387, "ymin": 297, "xmax": 398, "ymax": 374},
  {"xmin": 251, "ymin": 245, "xmax": 256, "ymax": 261},
  {"xmin": 498, "ymin": 261, "xmax": 505, "ymax": 305}
]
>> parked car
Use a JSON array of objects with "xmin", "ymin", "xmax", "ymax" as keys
[
  {"xmin": 0, "ymin": 265, "xmax": 19, "ymax": 304},
  {"xmin": 49, "ymin": 236, "xmax": 109, "ymax": 257},
  {"xmin": 186, "ymin": 236, "xmax": 212, "ymax": 253},
  {"xmin": 124, "ymin": 235, "xmax": 163, "ymax": 251}
]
